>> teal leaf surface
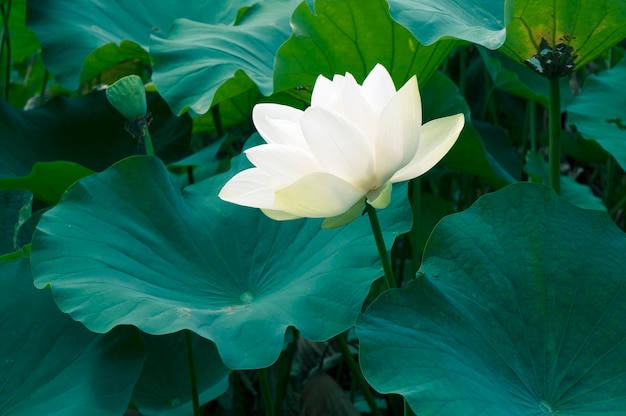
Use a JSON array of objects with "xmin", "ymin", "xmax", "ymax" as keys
[
  {"xmin": 422, "ymin": 72, "xmax": 512, "ymax": 187},
  {"xmin": 151, "ymin": 0, "xmax": 300, "ymax": 115},
  {"xmin": 30, "ymin": 155, "xmax": 411, "ymax": 369},
  {"xmin": 567, "ymin": 58, "xmax": 626, "ymax": 172},
  {"xmin": 524, "ymin": 153, "xmax": 606, "ymax": 211},
  {"xmin": 357, "ymin": 182, "xmax": 626, "ymax": 415},
  {"xmin": 0, "ymin": 256, "xmax": 145, "ymax": 416},
  {"xmin": 0, "ymin": 190, "xmax": 31, "ymax": 255},
  {"xmin": 502, "ymin": 0, "xmax": 626, "ymax": 74},
  {"xmin": 132, "ymin": 332, "xmax": 229, "ymax": 415},
  {"xmin": 388, "ymin": 0, "xmax": 505, "ymax": 49},
  {"xmin": 0, "ymin": 162, "xmax": 94, "ymax": 205},
  {"xmin": 274, "ymin": 0, "xmax": 458, "ymax": 93},
  {"xmin": 26, "ymin": 0, "xmax": 256, "ymax": 89}
]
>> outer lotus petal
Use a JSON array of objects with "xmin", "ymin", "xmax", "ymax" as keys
[
  {"xmin": 261, "ymin": 208, "xmax": 301, "ymax": 221},
  {"xmin": 391, "ymin": 113, "xmax": 465, "ymax": 183},
  {"xmin": 253, "ymin": 104, "xmax": 308, "ymax": 149},
  {"xmin": 274, "ymin": 172, "xmax": 365, "ymax": 218},
  {"xmin": 311, "ymin": 74, "xmax": 343, "ymax": 112},
  {"xmin": 300, "ymin": 107, "xmax": 373, "ymax": 187},
  {"xmin": 361, "ymin": 64, "xmax": 397, "ymax": 115},
  {"xmin": 366, "ymin": 181, "xmax": 392, "ymax": 209},
  {"xmin": 245, "ymin": 144, "xmax": 320, "ymax": 183},
  {"xmin": 218, "ymin": 168, "xmax": 279, "ymax": 209},
  {"xmin": 321, "ymin": 197, "xmax": 366, "ymax": 228},
  {"xmin": 374, "ymin": 76, "xmax": 422, "ymax": 184}
]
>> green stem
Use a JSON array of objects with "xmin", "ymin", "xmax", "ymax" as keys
[
  {"xmin": 609, "ymin": 192, "xmax": 626, "ymax": 218},
  {"xmin": 184, "ymin": 330, "xmax": 201, "ymax": 416},
  {"xmin": 605, "ymin": 156, "xmax": 615, "ymax": 207},
  {"xmin": 528, "ymin": 100, "xmax": 537, "ymax": 153},
  {"xmin": 258, "ymin": 368, "xmax": 274, "ymax": 416},
  {"xmin": 274, "ymin": 330, "xmax": 297, "ymax": 416},
  {"xmin": 365, "ymin": 203, "xmax": 396, "ymax": 289},
  {"xmin": 38, "ymin": 70, "xmax": 49, "ymax": 107},
  {"xmin": 480, "ymin": 86, "xmax": 495, "ymax": 122},
  {"xmin": 409, "ymin": 178, "xmax": 422, "ymax": 277},
  {"xmin": 548, "ymin": 77, "xmax": 561, "ymax": 194},
  {"xmin": 335, "ymin": 333, "xmax": 383, "ymax": 416},
  {"xmin": 232, "ymin": 371, "xmax": 248, "ymax": 416},
  {"xmin": 211, "ymin": 104, "xmax": 225, "ymax": 137},
  {"xmin": 142, "ymin": 125, "xmax": 155, "ymax": 157},
  {"xmin": 404, "ymin": 399, "xmax": 418, "ymax": 416},
  {"xmin": 458, "ymin": 46, "xmax": 467, "ymax": 98},
  {"xmin": 0, "ymin": 2, "xmax": 11, "ymax": 101}
]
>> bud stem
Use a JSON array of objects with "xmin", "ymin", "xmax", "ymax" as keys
[{"xmin": 142, "ymin": 125, "xmax": 155, "ymax": 157}]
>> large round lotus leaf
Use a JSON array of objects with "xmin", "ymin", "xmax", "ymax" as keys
[
  {"xmin": 151, "ymin": 0, "xmax": 300, "ymax": 116},
  {"xmin": 26, "ymin": 0, "xmax": 256, "ymax": 89},
  {"xmin": 501, "ymin": 0, "xmax": 626, "ymax": 76},
  {"xmin": 273, "ymin": 0, "xmax": 458, "ymax": 93},
  {"xmin": 132, "ymin": 332, "xmax": 229, "ymax": 415},
  {"xmin": 567, "ymin": 58, "xmax": 626, "ymax": 173},
  {"xmin": 0, "ymin": 256, "xmax": 145, "ymax": 416},
  {"xmin": 387, "ymin": 0, "xmax": 505, "ymax": 49},
  {"xmin": 31, "ymin": 155, "xmax": 411, "ymax": 369},
  {"xmin": 357, "ymin": 182, "xmax": 626, "ymax": 415}
]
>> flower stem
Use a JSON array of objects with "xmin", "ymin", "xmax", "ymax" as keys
[
  {"xmin": 183, "ymin": 330, "xmax": 201, "ymax": 416},
  {"xmin": 410, "ymin": 178, "xmax": 422, "ymax": 276},
  {"xmin": 258, "ymin": 368, "xmax": 275, "ymax": 416},
  {"xmin": 365, "ymin": 203, "xmax": 396, "ymax": 289},
  {"xmin": 548, "ymin": 77, "xmax": 561, "ymax": 194},
  {"xmin": 336, "ymin": 333, "xmax": 383, "ymax": 416}
]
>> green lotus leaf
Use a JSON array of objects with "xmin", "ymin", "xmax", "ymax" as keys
[
  {"xmin": 357, "ymin": 182, "xmax": 626, "ymax": 415},
  {"xmin": 524, "ymin": 152, "xmax": 606, "ymax": 211},
  {"xmin": 132, "ymin": 332, "xmax": 229, "ymax": 415},
  {"xmin": 0, "ymin": 190, "xmax": 31, "ymax": 255},
  {"xmin": 501, "ymin": 0, "xmax": 626, "ymax": 77},
  {"xmin": 422, "ymin": 72, "xmax": 513, "ymax": 187},
  {"xmin": 388, "ymin": 0, "xmax": 505, "ymax": 49},
  {"xmin": 0, "ymin": 255, "xmax": 145, "ymax": 416},
  {"xmin": 1, "ymin": 0, "xmax": 40, "ymax": 64},
  {"xmin": 151, "ymin": 0, "xmax": 300, "ymax": 116},
  {"xmin": 0, "ymin": 161, "xmax": 94, "ymax": 205},
  {"xmin": 30, "ymin": 155, "xmax": 411, "ymax": 369},
  {"xmin": 0, "ymin": 92, "xmax": 191, "ymax": 178},
  {"xmin": 26, "ymin": 0, "xmax": 256, "ymax": 89},
  {"xmin": 567, "ymin": 58, "xmax": 626, "ymax": 172},
  {"xmin": 273, "ymin": 0, "xmax": 458, "ymax": 93},
  {"xmin": 479, "ymin": 49, "xmax": 573, "ymax": 109}
]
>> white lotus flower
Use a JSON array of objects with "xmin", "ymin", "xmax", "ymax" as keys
[{"xmin": 219, "ymin": 64, "xmax": 464, "ymax": 224}]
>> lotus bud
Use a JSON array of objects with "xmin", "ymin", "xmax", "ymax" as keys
[{"xmin": 106, "ymin": 75, "xmax": 147, "ymax": 120}]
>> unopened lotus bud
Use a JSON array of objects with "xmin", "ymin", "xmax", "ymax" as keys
[{"xmin": 106, "ymin": 75, "xmax": 147, "ymax": 120}]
